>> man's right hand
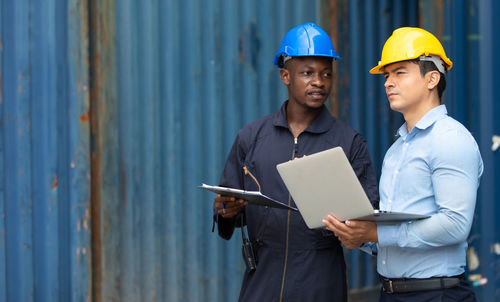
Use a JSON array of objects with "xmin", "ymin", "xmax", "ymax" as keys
[
  {"xmin": 214, "ymin": 194, "xmax": 248, "ymax": 219},
  {"xmin": 323, "ymin": 214, "xmax": 378, "ymax": 249}
]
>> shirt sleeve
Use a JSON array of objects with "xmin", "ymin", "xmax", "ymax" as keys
[
  {"xmin": 378, "ymin": 129, "xmax": 483, "ymax": 249},
  {"xmin": 359, "ymin": 242, "xmax": 378, "ymax": 256},
  {"xmin": 349, "ymin": 134, "xmax": 380, "ymax": 209}
]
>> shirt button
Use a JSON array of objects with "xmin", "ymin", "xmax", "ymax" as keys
[
  {"xmin": 382, "ymin": 260, "xmax": 386, "ymax": 265},
  {"xmin": 395, "ymin": 170, "xmax": 399, "ymax": 174},
  {"xmin": 388, "ymin": 199, "xmax": 392, "ymax": 203}
]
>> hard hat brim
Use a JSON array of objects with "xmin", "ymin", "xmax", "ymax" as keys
[
  {"xmin": 369, "ymin": 57, "xmax": 453, "ymax": 74},
  {"xmin": 369, "ymin": 64, "xmax": 385, "ymax": 74}
]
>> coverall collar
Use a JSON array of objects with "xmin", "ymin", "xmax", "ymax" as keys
[{"xmin": 273, "ymin": 101, "xmax": 335, "ymax": 134}]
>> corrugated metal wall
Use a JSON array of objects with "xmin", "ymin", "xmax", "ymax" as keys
[
  {"xmin": 441, "ymin": 0, "xmax": 500, "ymax": 300},
  {"xmin": 477, "ymin": 0, "xmax": 500, "ymax": 298},
  {"xmin": 90, "ymin": 0, "xmax": 330, "ymax": 301},
  {"xmin": 1, "ymin": 0, "xmax": 499, "ymax": 301},
  {"xmin": 0, "ymin": 0, "xmax": 91, "ymax": 301}
]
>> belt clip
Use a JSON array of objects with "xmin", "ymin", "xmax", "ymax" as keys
[{"xmin": 386, "ymin": 279, "xmax": 394, "ymax": 294}]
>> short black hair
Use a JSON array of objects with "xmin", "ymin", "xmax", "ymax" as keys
[
  {"xmin": 277, "ymin": 55, "xmax": 286, "ymax": 68},
  {"xmin": 410, "ymin": 60, "xmax": 447, "ymax": 103}
]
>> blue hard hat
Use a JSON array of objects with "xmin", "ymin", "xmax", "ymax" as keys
[{"xmin": 273, "ymin": 22, "xmax": 340, "ymax": 68}]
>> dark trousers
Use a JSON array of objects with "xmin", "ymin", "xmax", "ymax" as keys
[{"xmin": 379, "ymin": 276, "xmax": 476, "ymax": 302}]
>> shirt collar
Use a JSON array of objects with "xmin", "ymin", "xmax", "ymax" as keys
[
  {"xmin": 397, "ymin": 105, "xmax": 448, "ymax": 138},
  {"xmin": 273, "ymin": 101, "xmax": 335, "ymax": 134}
]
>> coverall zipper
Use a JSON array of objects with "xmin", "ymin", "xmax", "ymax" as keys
[{"xmin": 279, "ymin": 136, "xmax": 298, "ymax": 301}]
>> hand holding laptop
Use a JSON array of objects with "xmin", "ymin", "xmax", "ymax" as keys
[{"xmin": 323, "ymin": 214, "xmax": 378, "ymax": 249}]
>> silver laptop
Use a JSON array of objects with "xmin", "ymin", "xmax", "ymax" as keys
[{"xmin": 276, "ymin": 147, "xmax": 429, "ymax": 229}]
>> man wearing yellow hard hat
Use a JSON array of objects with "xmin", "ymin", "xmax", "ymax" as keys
[{"xmin": 324, "ymin": 27, "xmax": 483, "ymax": 301}]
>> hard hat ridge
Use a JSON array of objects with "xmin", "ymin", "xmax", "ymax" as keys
[{"xmin": 273, "ymin": 22, "xmax": 340, "ymax": 68}]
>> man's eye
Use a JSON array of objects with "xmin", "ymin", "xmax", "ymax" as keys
[
  {"xmin": 301, "ymin": 71, "xmax": 312, "ymax": 75},
  {"xmin": 324, "ymin": 72, "xmax": 332, "ymax": 78}
]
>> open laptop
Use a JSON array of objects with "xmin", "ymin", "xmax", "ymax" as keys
[{"xmin": 276, "ymin": 147, "xmax": 429, "ymax": 229}]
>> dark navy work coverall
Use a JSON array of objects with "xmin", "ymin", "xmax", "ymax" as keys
[{"xmin": 216, "ymin": 101, "xmax": 379, "ymax": 302}]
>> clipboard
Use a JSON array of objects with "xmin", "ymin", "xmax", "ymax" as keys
[{"xmin": 200, "ymin": 183, "xmax": 298, "ymax": 211}]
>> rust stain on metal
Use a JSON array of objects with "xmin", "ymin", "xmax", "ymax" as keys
[
  {"xmin": 328, "ymin": 0, "xmax": 342, "ymax": 118},
  {"xmin": 83, "ymin": 216, "xmax": 89, "ymax": 230},
  {"xmin": 52, "ymin": 175, "xmax": 59, "ymax": 190},
  {"xmin": 89, "ymin": 0, "xmax": 118, "ymax": 298},
  {"xmin": 80, "ymin": 112, "xmax": 90, "ymax": 122},
  {"xmin": 436, "ymin": 0, "xmax": 443, "ymax": 39},
  {"xmin": 76, "ymin": 247, "xmax": 80, "ymax": 266},
  {"xmin": 238, "ymin": 21, "xmax": 261, "ymax": 71},
  {"xmin": 18, "ymin": 71, "xmax": 23, "ymax": 92},
  {"xmin": 121, "ymin": 160, "xmax": 127, "ymax": 206}
]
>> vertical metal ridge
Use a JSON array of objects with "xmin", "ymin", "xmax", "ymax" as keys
[
  {"xmin": 89, "ymin": 0, "xmax": 117, "ymax": 301},
  {"xmin": 30, "ymin": 0, "xmax": 59, "ymax": 300},
  {"xmin": 116, "ymin": 0, "xmax": 138, "ymax": 300},
  {"xmin": 199, "ymin": 1, "xmax": 222, "ymax": 300},
  {"xmin": 88, "ymin": 0, "xmax": 102, "ymax": 299},
  {"xmin": 181, "ymin": 0, "xmax": 204, "ymax": 300},
  {"xmin": 0, "ymin": 0, "xmax": 5, "ymax": 298},
  {"xmin": 67, "ymin": 0, "xmax": 92, "ymax": 300},
  {"xmin": 0, "ymin": 0, "xmax": 6, "ymax": 295},
  {"xmin": 328, "ymin": 0, "xmax": 341, "ymax": 118},
  {"xmin": 478, "ymin": 0, "xmax": 495, "ymax": 300},
  {"xmin": 3, "ymin": 1, "xmax": 34, "ymax": 301},
  {"xmin": 162, "ymin": 0, "xmax": 182, "ymax": 299}
]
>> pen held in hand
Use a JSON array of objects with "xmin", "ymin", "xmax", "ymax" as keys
[{"xmin": 222, "ymin": 202, "xmax": 226, "ymax": 214}]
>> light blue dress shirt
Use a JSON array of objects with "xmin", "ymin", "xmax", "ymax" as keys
[{"xmin": 376, "ymin": 105, "xmax": 483, "ymax": 278}]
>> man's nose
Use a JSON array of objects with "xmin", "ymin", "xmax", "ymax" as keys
[
  {"xmin": 311, "ymin": 73, "xmax": 324, "ymax": 87},
  {"xmin": 384, "ymin": 77, "xmax": 394, "ymax": 88}
]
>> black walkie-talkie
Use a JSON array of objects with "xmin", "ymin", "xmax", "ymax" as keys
[{"xmin": 240, "ymin": 214, "xmax": 257, "ymax": 272}]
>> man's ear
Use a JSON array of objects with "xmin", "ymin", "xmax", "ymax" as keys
[
  {"xmin": 426, "ymin": 70, "xmax": 440, "ymax": 90},
  {"xmin": 280, "ymin": 69, "xmax": 290, "ymax": 86}
]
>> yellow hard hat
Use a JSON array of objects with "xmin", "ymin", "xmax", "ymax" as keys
[{"xmin": 370, "ymin": 27, "xmax": 453, "ymax": 74}]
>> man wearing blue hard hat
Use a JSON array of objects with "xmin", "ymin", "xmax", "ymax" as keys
[{"xmin": 213, "ymin": 22, "xmax": 379, "ymax": 301}]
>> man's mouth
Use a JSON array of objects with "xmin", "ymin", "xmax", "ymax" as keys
[{"xmin": 308, "ymin": 90, "xmax": 326, "ymax": 98}]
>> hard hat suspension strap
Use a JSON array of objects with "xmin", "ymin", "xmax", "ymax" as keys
[{"xmin": 419, "ymin": 55, "xmax": 446, "ymax": 74}]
